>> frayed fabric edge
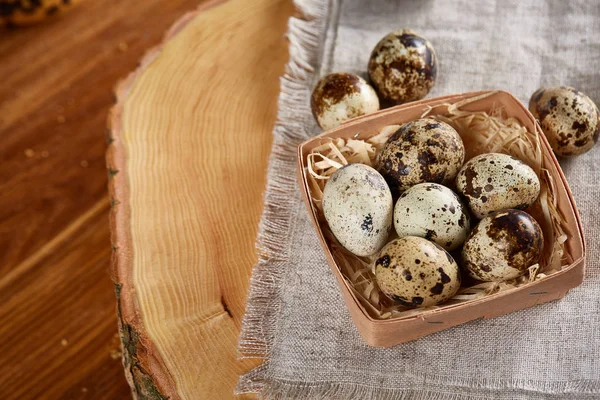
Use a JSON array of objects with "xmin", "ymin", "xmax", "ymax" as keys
[
  {"xmin": 235, "ymin": 0, "xmax": 330, "ymax": 395},
  {"xmin": 237, "ymin": 376, "xmax": 600, "ymax": 400}
]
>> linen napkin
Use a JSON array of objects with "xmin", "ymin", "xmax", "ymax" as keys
[{"xmin": 238, "ymin": 0, "xmax": 600, "ymax": 398}]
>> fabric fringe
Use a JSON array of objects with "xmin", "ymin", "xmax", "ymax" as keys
[
  {"xmin": 238, "ymin": 374, "xmax": 600, "ymax": 400},
  {"xmin": 236, "ymin": 0, "xmax": 329, "ymax": 367}
]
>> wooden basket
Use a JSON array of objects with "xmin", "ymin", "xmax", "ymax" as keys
[{"xmin": 296, "ymin": 90, "xmax": 586, "ymax": 347}]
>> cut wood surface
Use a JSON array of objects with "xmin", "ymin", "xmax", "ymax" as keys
[
  {"xmin": 108, "ymin": 0, "xmax": 293, "ymax": 398},
  {"xmin": 0, "ymin": 0, "xmax": 289, "ymax": 398}
]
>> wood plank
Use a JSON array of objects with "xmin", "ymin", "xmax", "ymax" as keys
[
  {"xmin": 0, "ymin": 0, "xmax": 203, "ymax": 274},
  {"xmin": 0, "ymin": 0, "xmax": 236, "ymax": 398},
  {"xmin": 109, "ymin": 0, "xmax": 293, "ymax": 397},
  {"xmin": 0, "ymin": 201, "xmax": 131, "ymax": 400}
]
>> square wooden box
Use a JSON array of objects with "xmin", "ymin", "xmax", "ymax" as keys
[{"xmin": 297, "ymin": 90, "xmax": 586, "ymax": 347}]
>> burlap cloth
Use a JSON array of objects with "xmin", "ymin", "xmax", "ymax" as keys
[{"xmin": 237, "ymin": 1, "xmax": 600, "ymax": 398}]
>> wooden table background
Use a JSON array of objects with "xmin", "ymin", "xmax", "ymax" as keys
[{"xmin": 0, "ymin": 1, "xmax": 290, "ymax": 398}]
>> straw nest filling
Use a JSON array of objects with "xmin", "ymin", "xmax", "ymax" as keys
[{"xmin": 306, "ymin": 92, "xmax": 570, "ymax": 320}]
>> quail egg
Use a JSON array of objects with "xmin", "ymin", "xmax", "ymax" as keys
[
  {"xmin": 322, "ymin": 164, "xmax": 393, "ymax": 256},
  {"xmin": 368, "ymin": 29, "xmax": 438, "ymax": 105},
  {"xmin": 377, "ymin": 118, "xmax": 465, "ymax": 192},
  {"xmin": 375, "ymin": 236, "xmax": 461, "ymax": 307},
  {"xmin": 455, "ymin": 153, "xmax": 540, "ymax": 219},
  {"xmin": 311, "ymin": 72, "xmax": 380, "ymax": 130},
  {"xmin": 394, "ymin": 183, "xmax": 470, "ymax": 251},
  {"xmin": 462, "ymin": 209, "xmax": 543, "ymax": 282},
  {"xmin": 529, "ymin": 86, "xmax": 600, "ymax": 157}
]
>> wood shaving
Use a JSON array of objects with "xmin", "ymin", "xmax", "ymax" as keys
[
  {"xmin": 305, "ymin": 93, "xmax": 568, "ymax": 320},
  {"xmin": 110, "ymin": 349, "xmax": 122, "ymax": 360}
]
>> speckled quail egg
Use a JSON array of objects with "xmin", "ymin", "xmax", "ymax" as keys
[
  {"xmin": 377, "ymin": 118, "xmax": 465, "ymax": 192},
  {"xmin": 368, "ymin": 29, "xmax": 438, "ymax": 105},
  {"xmin": 529, "ymin": 86, "xmax": 600, "ymax": 157},
  {"xmin": 375, "ymin": 236, "xmax": 461, "ymax": 307},
  {"xmin": 455, "ymin": 153, "xmax": 540, "ymax": 219},
  {"xmin": 322, "ymin": 164, "xmax": 393, "ymax": 256},
  {"xmin": 0, "ymin": 0, "xmax": 81, "ymax": 27},
  {"xmin": 462, "ymin": 209, "xmax": 543, "ymax": 282},
  {"xmin": 394, "ymin": 183, "xmax": 470, "ymax": 251},
  {"xmin": 311, "ymin": 72, "xmax": 380, "ymax": 130}
]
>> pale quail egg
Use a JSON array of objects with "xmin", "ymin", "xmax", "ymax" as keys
[
  {"xmin": 322, "ymin": 164, "xmax": 393, "ymax": 256},
  {"xmin": 529, "ymin": 86, "xmax": 600, "ymax": 157},
  {"xmin": 394, "ymin": 183, "xmax": 470, "ymax": 251},
  {"xmin": 375, "ymin": 236, "xmax": 461, "ymax": 307},
  {"xmin": 368, "ymin": 29, "xmax": 438, "ymax": 105},
  {"xmin": 455, "ymin": 153, "xmax": 540, "ymax": 219},
  {"xmin": 377, "ymin": 118, "xmax": 465, "ymax": 192},
  {"xmin": 311, "ymin": 72, "xmax": 380, "ymax": 130},
  {"xmin": 462, "ymin": 209, "xmax": 543, "ymax": 282}
]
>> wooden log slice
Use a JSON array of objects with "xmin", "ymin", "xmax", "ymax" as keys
[{"xmin": 106, "ymin": 0, "xmax": 293, "ymax": 398}]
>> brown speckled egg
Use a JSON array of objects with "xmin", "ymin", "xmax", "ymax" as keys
[
  {"xmin": 462, "ymin": 209, "xmax": 543, "ymax": 282},
  {"xmin": 455, "ymin": 153, "xmax": 540, "ymax": 219},
  {"xmin": 377, "ymin": 118, "xmax": 465, "ymax": 192},
  {"xmin": 375, "ymin": 236, "xmax": 461, "ymax": 307},
  {"xmin": 323, "ymin": 164, "xmax": 393, "ymax": 257},
  {"xmin": 1, "ymin": 0, "xmax": 81, "ymax": 26},
  {"xmin": 368, "ymin": 30, "xmax": 438, "ymax": 105},
  {"xmin": 394, "ymin": 183, "xmax": 470, "ymax": 251},
  {"xmin": 529, "ymin": 86, "xmax": 600, "ymax": 157},
  {"xmin": 311, "ymin": 72, "xmax": 380, "ymax": 130}
]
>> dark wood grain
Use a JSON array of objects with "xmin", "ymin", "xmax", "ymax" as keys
[
  {"xmin": 0, "ymin": 203, "xmax": 129, "ymax": 400},
  {"xmin": 0, "ymin": 0, "xmax": 207, "ymax": 398}
]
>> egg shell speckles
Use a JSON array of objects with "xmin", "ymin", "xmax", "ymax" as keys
[
  {"xmin": 377, "ymin": 118, "xmax": 465, "ymax": 192},
  {"xmin": 311, "ymin": 72, "xmax": 380, "ymax": 131},
  {"xmin": 455, "ymin": 153, "xmax": 540, "ymax": 219},
  {"xmin": 375, "ymin": 236, "xmax": 461, "ymax": 308},
  {"xmin": 368, "ymin": 29, "xmax": 438, "ymax": 104},
  {"xmin": 462, "ymin": 209, "xmax": 543, "ymax": 282},
  {"xmin": 394, "ymin": 183, "xmax": 470, "ymax": 251},
  {"xmin": 323, "ymin": 164, "xmax": 393, "ymax": 257},
  {"xmin": 529, "ymin": 86, "xmax": 600, "ymax": 157}
]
